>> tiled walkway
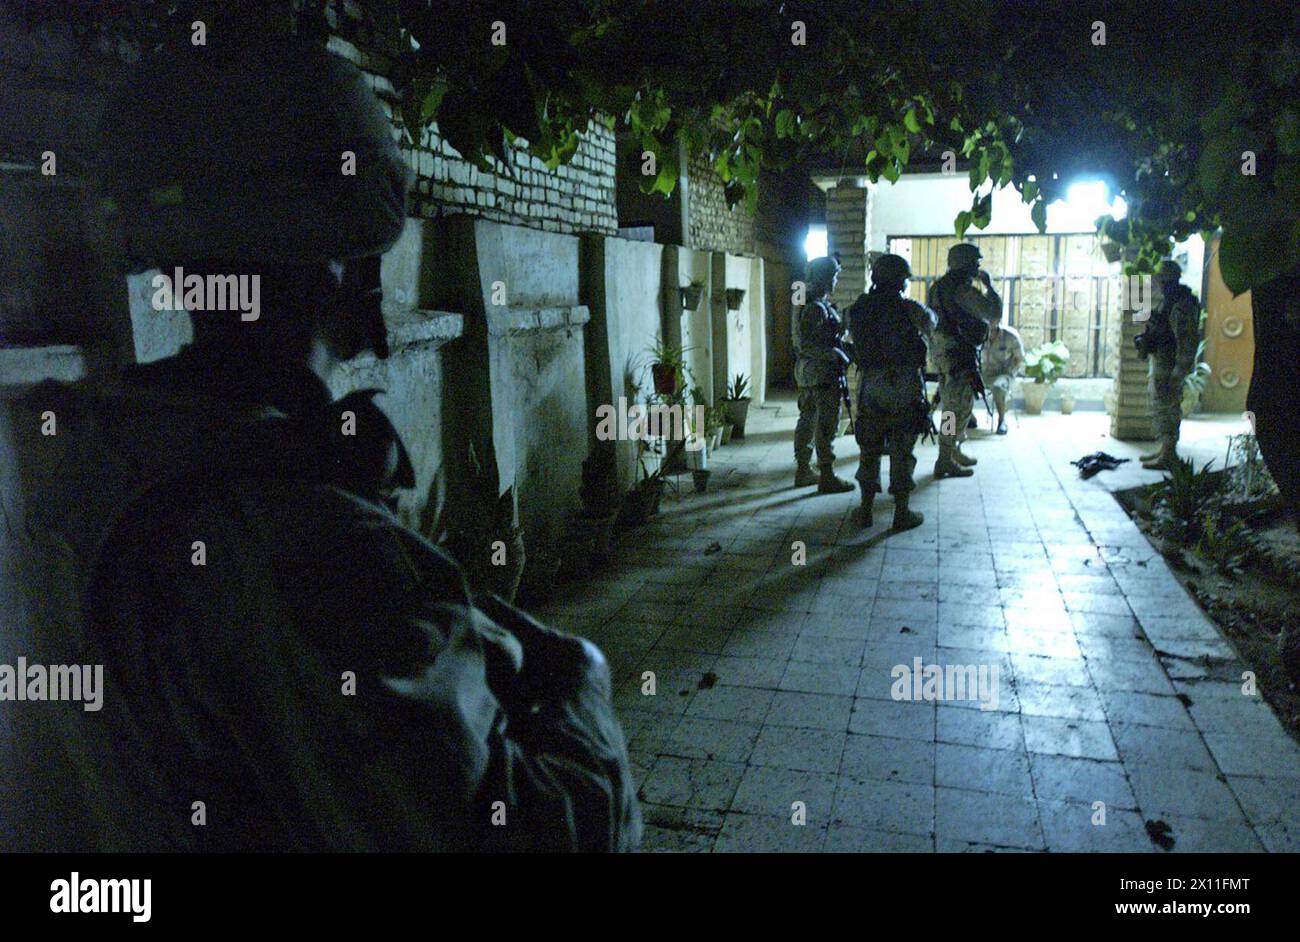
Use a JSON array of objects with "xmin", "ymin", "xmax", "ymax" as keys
[{"xmin": 532, "ymin": 396, "xmax": 1300, "ymax": 852}]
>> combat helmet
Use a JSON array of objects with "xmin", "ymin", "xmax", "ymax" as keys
[
  {"xmin": 871, "ymin": 253, "xmax": 911, "ymax": 287},
  {"xmin": 947, "ymin": 243, "xmax": 982, "ymax": 271},
  {"xmin": 97, "ymin": 38, "xmax": 410, "ymax": 272}
]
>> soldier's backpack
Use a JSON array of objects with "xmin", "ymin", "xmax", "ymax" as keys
[{"xmin": 849, "ymin": 291, "xmax": 928, "ymax": 372}]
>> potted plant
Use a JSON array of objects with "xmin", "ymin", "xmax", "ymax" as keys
[
  {"xmin": 1181, "ymin": 339, "xmax": 1213, "ymax": 417},
  {"xmin": 646, "ymin": 338, "xmax": 692, "ymax": 397},
  {"xmin": 441, "ymin": 443, "xmax": 525, "ymax": 602},
  {"xmin": 621, "ymin": 419, "xmax": 690, "ymax": 525},
  {"xmin": 1021, "ymin": 341, "xmax": 1070, "ymax": 415},
  {"xmin": 725, "ymin": 287, "xmax": 746, "ymax": 310},
  {"xmin": 706, "ymin": 406, "xmax": 726, "ymax": 449},
  {"xmin": 679, "ymin": 281, "xmax": 705, "ymax": 312},
  {"xmin": 719, "ymin": 373, "xmax": 752, "ymax": 438},
  {"xmin": 622, "ymin": 449, "xmax": 668, "ymax": 525},
  {"xmin": 566, "ymin": 449, "xmax": 622, "ymax": 570},
  {"xmin": 686, "ymin": 431, "xmax": 710, "ymax": 492}
]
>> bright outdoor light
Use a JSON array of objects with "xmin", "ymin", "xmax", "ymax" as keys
[
  {"xmin": 804, "ymin": 224, "xmax": 828, "ymax": 261},
  {"xmin": 1065, "ymin": 179, "xmax": 1127, "ymax": 221}
]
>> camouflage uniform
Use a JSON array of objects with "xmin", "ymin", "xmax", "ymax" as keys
[
  {"xmin": 928, "ymin": 267, "xmax": 1002, "ymax": 473},
  {"xmin": 6, "ymin": 345, "xmax": 641, "ymax": 852},
  {"xmin": 793, "ymin": 296, "xmax": 851, "ymax": 484},
  {"xmin": 980, "ymin": 323, "xmax": 1026, "ymax": 416},
  {"xmin": 1144, "ymin": 280, "xmax": 1201, "ymax": 465},
  {"xmin": 847, "ymin": 291, "xmax": 935, "ymax": 499}
]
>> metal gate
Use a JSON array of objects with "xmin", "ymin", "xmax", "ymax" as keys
[{"xmin": 887, "ymin": 233, "xmax": 1123, "ymax": 377}]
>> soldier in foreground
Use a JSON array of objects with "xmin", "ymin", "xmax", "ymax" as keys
[
  {"xmin": 1137, "ymin": 260, "xmax": 1201, "ymax": 470},
  {"xmin": 9, "ymin": 41, "xmax": 639, "ymax": 852},
  {"xmin": 980, "ymin": 314, "xmax": 1026, "ymax": 435},
  {"xmin": 792, "ymin": 255, "xmax": 856, "ymax": 493},
  {"xmin": 928, "ymin": 243, "xmax": 1002, "ymax": 477},
  {"xmin": 846, "ymin": 254, "xmax": 935, "ymax": 530}
]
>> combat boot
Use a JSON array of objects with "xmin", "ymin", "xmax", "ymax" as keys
[
  {"xmin": 891, "ymin": 496, "xmax": 924, "ymax": 532},
  {"xmin": 934, "ymin": 443, "xmax": 974, "ymax": 479},
  {"xmin": 952, "ymin": 445, "xmax": 978, "ymax": 467},
  {"xmin": 794, "ymin": 462, "xmax": 819, "ymax": 487},
  {"xmin": 817, "ymin": 465, "xmax": 855, "ymax": 494},
  {"xmin": 1141, "ymin": 438, "xmax": 1179, "ymax": 471},
  {"xmin": 855, "ymin": 491, "xmax": 874, "ymax": 527}
]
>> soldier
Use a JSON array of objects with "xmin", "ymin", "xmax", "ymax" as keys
[
  {"xmin": 846, "ymin": 254, "xmax": 935, "ymax": 530},
  {"xmin": 928, "ymin": 243, "xmax": 1002, "ymax": 477},
  {"xmin": 1137, "ymin": 260, "xmax": 1201, "ymax": 470},
  {"xmin": 980, "ymin": 315, "xmax": 1026, "ymax": 435},
  {"xmin": 9, "ymin": 40, "xmax": 639, "ymax": 852},
  {"xmin": 793, "ymin": 255, "xmax": 855, "ymax": 493}
]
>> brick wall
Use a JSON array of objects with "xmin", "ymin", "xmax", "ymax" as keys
[
  {"xmin": 326, "ymin": 3, "xmax": 618, "ymax": 237},
  {"xmin": 685, "ymin": 153, "xmax": 757, "ymax": 256}
]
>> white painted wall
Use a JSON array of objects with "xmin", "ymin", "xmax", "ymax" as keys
[{"xmin": 867, "ymin": 173, "xmax": 1114, "ymax": 250}]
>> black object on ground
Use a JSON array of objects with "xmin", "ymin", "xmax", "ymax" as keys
[{"xmin": 1071, "ymin": 451, "xmax": 1131, "ymax": 479}]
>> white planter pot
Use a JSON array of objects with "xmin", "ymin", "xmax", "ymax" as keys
[{"xmin": 1022, "ymin": 383, "xmax": 1050, "ymax": 415}]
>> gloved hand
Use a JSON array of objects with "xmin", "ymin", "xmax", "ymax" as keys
[{"xmin": 475, "ymin": 593, "xmax": 613, "ymax": 708}]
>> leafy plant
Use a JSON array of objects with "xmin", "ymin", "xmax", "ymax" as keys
[
  {"xmin": 1023, "ymin": 341, "xmax": 1070, "ymax": 384},
  {"xmin": 723, "ymin": 373, "xmax": 750, "ymax": 401},
  {"xmin": 645, "ymin": 338, "xmax": 693, "ymax": 400},
  {"xmin": 1194, "ymin": 510, "xmax": 1257, "ymax": 577},
  {"xmin": 66, "ymin": 2, "xmax": 1300, "ymax": 293},
  {"xmin": 1150, "ymin": 457, "xmax": 1224, "ymax": 544},
  {"xmin": 646, "ymin": 336, "xmax": 690, "ymax": 369},
  {"xmin": 1225, "ymin": 432, "xmax": 1279, "ymax": 500}
]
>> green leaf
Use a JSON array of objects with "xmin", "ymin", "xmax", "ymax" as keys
[
  {"xmin": 954, "ymin": 210, "xmax": 973, "ymax": 237},
  {"xmin": 775, "ymin": 108, "xmax": 796, "ymax": 139},
  {"xmin": 1021, "ymin": 180, "xmax": 1039, "ymax": 204},
  {"xmin": 904, "ymin": 108, "xmax": 922, "ymax": 134},
  {"xmin": 1197, "ymin": 133, "xmax": 1240, "ymax": 199},
  {"xmin": 996, "ymin": 157, "xmax": 1012, "ymax": 188},
  {"xmin": 1031, "ymin": 199, "xmax": 1047, "ymax": 233}
]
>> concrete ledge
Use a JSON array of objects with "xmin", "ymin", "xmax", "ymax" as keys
[
  {"xmin": 0, "ymin": 345, "xmax": 86, "ymax": 389},
  {"xmin": 381, "ymin": 306, "xmax": 465, "ymax": 353},
  {"xmin": 485, "ymin": 304, "xmax": 590, "ymax": 337}
]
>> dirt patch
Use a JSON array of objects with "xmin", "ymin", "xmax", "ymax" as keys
[{"xmin": 1114, "ymin": 480, "xmax": 1300, "ymax": 742}]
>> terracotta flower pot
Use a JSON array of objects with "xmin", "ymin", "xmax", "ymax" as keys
[{"xmin": 651, "ymin": 363, "xmax": 679, "ymax": 396}]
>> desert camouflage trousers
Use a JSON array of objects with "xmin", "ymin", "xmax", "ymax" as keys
[
  {"xmin": 794, "ymin": 384, "xmax": 842, "ymax": 468},
  {"xmin": 854, "ymin": 368, "xmax": 921, "ymax": 497},
  {"xmin": 1149, "ymin": 360, "xmax": 1186, "ymax": 442},
  {"xmin": 932, "ymin": 331, "xmax": 977, "ymax": 445}
]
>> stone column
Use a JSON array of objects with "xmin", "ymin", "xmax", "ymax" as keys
[
  {"xmin": 825, "ymin": 181, "xmax": 869, "ymax": 309},
  {"xmin": 1110, "ymin": 316, "xmax": 1156, "ymax": 440}
]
